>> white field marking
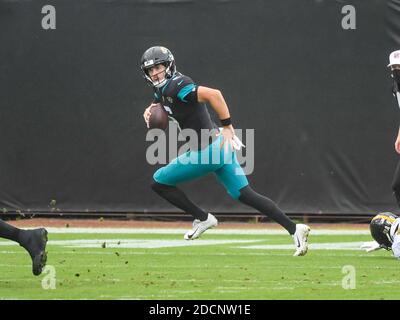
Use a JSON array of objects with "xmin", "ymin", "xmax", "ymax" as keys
[
  {"xmin": 370, "ymin": 280, "xmax": 400, "ymax": 285},
  {"xmin": 0, "ymin": 250, "xmax": 297, "ymax": 256},
  {"xmin": 219, "ymin": 279, "xmax": 309, "ymax": 284},
  {"xmin": 59, "ymin": 278, "xmax": 121, "ymax": 283},
  {"xmin": 12, "ymin": 251, "xmax": 310, "ymax": 257},
  {"xmin": 8, "ymin": 250, "xmax": 379, "ymax": 259},
  {"xmin": 0, "ymin": 251, "xmax": 26, "ymax": 254},
  {"xmin": 0, "ymin": 264, "xmax": 31, "ymax": 268},
  {"xmin": 0, "ymin": 239, "xmax": 259, "ymax": 249},
  {"xmin": 214, "ymin": 287, "xmax": 251, "ymax": 290},
  {"xmin": 36, "ymin": 227, "xmax": 369, "ymax": 235},
  {"xmin": 222, "ymin": 286, "xmax": 296, "ymax": 290},
  {"xmin": 223, "ymin": 279, "xmax": 260, "ymax": 283},
  {"xmin": 62, "ymin": 239, "xmax": 257, "ymax": 248},
  {"xmin": 0, "ymin": 279, "xmax": 44, "ymax": 282},
  {"xmin": 106, "ymin": 249, "xmax": 365, "ymax": 256},
  {"xmin": 238, "ymin": 242, "xmax": 366, "ymax": 250},
  {"xmin": 0, "ymin": 248, "xmax": 385, "ymax": 260},
  {"xmin": 0, "ymin": 238, "xmax": 371, "ymax": 250},
  {"xmin": 162, "ymin": 290, "xmax": 206, "ymax": 294}
]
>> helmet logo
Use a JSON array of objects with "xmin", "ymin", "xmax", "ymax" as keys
[
  {"xmin": 383, "ymin": 226, "xmax": 390, "ymax": 233},
  {"xmin": 144, "ymin": 60, "xmax": 154, "ymax": 67},
  {"xmin": 160, "ymin": 47, "xmax": 168, "ymax": 54}
]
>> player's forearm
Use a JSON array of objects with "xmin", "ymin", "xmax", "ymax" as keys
[
  {"xmin": 207, "ymin": 90, "xmax": 231, "ymax": 121},
  {"xmin": 392, "ymin": 236, "xmax": 400, "ymax": 259},
  {"xmin": 197, "ymin": 86, "xmax": 231, "ymax": 121}
]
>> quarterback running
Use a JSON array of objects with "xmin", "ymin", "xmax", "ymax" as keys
[{"xmin": 140, "ymin": 46, "xmax": 310, "ymax": 256}]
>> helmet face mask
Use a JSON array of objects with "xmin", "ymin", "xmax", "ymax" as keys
[
  {"xmin": 140, "ymin": 46, "xmax": 176, "ymax": 88},
  {"xmin": 144, "ymin": 63, "xmax": 168, "ymax": 88},
  {"xmin": 370, "ymin": 212, "xmax": 399, "ymax": 250}
]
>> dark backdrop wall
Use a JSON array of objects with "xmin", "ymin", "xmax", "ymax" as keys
[{"xmin": 0, "ymin": 0, "xmax": 399, "ymax": 215}]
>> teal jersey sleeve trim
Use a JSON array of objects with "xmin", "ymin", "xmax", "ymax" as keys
[{"xmin": 177, "ymin": 84, "xmax": 196, "ymax": 102}]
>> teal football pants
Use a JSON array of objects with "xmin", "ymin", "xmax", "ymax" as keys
[{"xmin": 153, "ymin": 136, "xmax": 249, "ymax": 199}]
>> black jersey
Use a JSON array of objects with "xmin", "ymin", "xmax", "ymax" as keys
[{"xmin": 153, "ymin": 72, "xmax": 218, "ymax": 149}]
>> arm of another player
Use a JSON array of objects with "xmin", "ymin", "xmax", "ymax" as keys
[
  {"xmin": 197, "ymin": 86, "xmax": 235, "ymax": 149},
  {"xmin": 395, "ymin": 126, "xmax": 400, "ymax": 154},
  {"xmin": 360, "ymin": 241, "xmax": 383, "ymax": 252},
  {"xmin": 391, "ymin": 234, "xmax": 400, "ymax": 259}
]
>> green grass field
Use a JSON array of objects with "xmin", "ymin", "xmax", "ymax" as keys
[{"xmin": 0, "ymin": 227, "xmax": 399, "ymax": 300}]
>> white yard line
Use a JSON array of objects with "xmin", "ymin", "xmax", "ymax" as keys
[
  {"xmin": 239, "ymin": 242, "xmax": 367, "ymax": 250},
  {"xmin": 0, "ymin": 239, "xmax": 259, "ymax": 249},
  {"xmin": 25, "ymin": 227, "xmax": 369, "ymax": 235},
  {"xmin": 0, "ymin": 239, "xmax": 371, "ymax": 250}
]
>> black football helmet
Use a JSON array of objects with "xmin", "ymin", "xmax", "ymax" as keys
[
  {"xmin": 370, "ymin": 212, "xmax": 399, "ymax": 250},
  {"xmin": 140, "ymin": 46, "xmax": 176, "ymax": 88}
]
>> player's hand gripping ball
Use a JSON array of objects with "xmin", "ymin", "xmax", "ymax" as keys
[{"xmin": 148, "ymin": 103, "xmax": 169, "ymax": 130}]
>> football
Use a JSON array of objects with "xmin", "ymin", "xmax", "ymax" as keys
[{"xmin": 148, "ymin": 103, "xmax": 169, "ymax": 130}]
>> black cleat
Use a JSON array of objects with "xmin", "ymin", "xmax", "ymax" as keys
[{"xmin": 19, "ymin": 228, "xmax": 48, "ymax": 276}]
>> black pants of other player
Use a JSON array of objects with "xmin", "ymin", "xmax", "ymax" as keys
[{"xmin": 393, "ymin": 159, "xmax": 400, "ymax": 207}]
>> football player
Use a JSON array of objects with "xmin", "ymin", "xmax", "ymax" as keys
[
  {"xmin": 361, "ymin": 212, "xmax": 400, "ymax": 258},
  {"xmin": 0, "ymin": 219, "xmax": 47, "ymax": 275},
  {"xmin": 389, "ymin": 50, "xmax": 400, "ymax": 207},
  {"xmin": 140, "ymin": 46, "xmax": 310, "ymax": 256},
  {"xmin": 361, "ymin": 51, "xmax": 400, "ymax": 259}
]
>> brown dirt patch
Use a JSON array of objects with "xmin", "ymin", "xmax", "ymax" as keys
[{"xmin": 6, "ymin": 218, "xmax": 368, "ymax": 230}]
